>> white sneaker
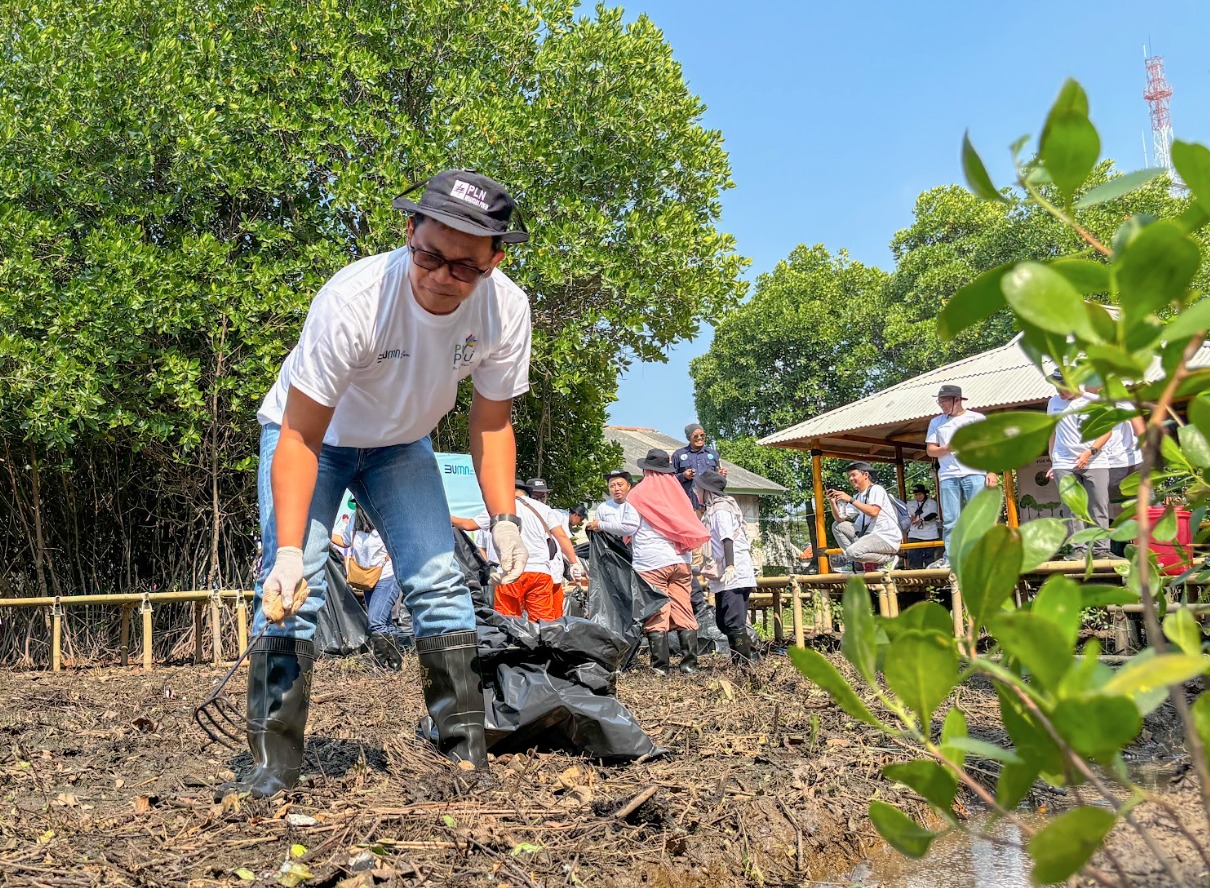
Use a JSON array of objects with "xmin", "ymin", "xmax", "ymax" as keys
[
  {"xmin": 926, "ymin": 557, "xmax": 950, "ymax": 569},
  {"xmin": 885, "ymin": 556, "xmax": 900, "ymax": 570}
]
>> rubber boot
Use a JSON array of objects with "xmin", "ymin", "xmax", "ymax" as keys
[
  {"xmin": 220, "ymin": 636, "xmax": 314, "ymax": 801},
  {"xmin": 728, "ymin": 631, "xmax": 753, "ymax": 667},
  {"xmin": 647, "ymin": 631, "xmax": 670, "ymax": 676},
  {"xmin": 416, "ymin": 630, "xmax": 487, "ymax": 768},
  {"xmin": 369, "ymin": 631, "xmax": 403, "ymax": 671},
  {"xmin": 677, "ymin": 629, "xmax": 699, "ymax": 674}
]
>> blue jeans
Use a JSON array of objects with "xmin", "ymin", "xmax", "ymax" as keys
[
  {"xmin": 940, "ymin": 474, "xmax": 987, "ymax": 559},
  {"xmin": 364, "ymin": 572, "xmax": 402, "ymax": 636},
  {"xmin": 252, "ymin": 424, "xmax": 475, "ymax": 641}
]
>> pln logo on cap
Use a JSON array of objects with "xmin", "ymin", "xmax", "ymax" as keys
[{"xmin": 450, "ymin": 179, "xmax": 489, "ymax": 210}]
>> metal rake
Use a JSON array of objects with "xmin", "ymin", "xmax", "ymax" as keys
[{"xmin": 194, "ymin": 626, "xmax": 267, "ymax": 749}]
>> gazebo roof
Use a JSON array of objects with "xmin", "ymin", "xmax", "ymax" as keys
[
  {"xmin": 759, "ymin": 336, "xmax": 1210, "ymax": 463},
  {"xmin": 605, "ymin": 426, "xmax": 786, "ymax": 496}
]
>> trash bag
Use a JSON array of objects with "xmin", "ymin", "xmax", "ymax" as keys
[
  {"xmin": 583, "ymin": 531, "xmax": 668, "ymax": 667},
  {"xmin": 474, "ymin": 606, "xmax": 661, "ymax": 761},
  {"xmin": 314, "ymin": 545, "xmax": 370, "ymax": 657}
]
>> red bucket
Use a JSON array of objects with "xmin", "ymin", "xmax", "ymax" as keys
[{"xmin": 1146, "ymin": 507, "xmax": 1193, "ymax": 576}]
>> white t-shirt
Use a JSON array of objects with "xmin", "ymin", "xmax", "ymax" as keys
[
  {"xmin": 1102, "ymin": 401, "xmax": 1142, "ymax": 469},
  {"xmin": 595, "ymin": 498, "xmax": 638, "ymax": 531},
  {"xmin": 906, "ymin": 497, "xmax": 941, "ymax": 541},
  {"xmin": 1047, "ymin": 394, "xmax": 1108, "ymax": 470},
  {"xmin": 549, "ymin": 511, "xmax": 571, "ymax": 583},
  {"xmin": 705, "ymin": 509, "xmax": 756, "ymax": 590},
  {"xmin": 342, "ymin": 527, "xmax": 395, "ymax": 582},
  {"xmin": 926, "ymin": 410, "xmax": 987, "ymax": 480},
  {"xmin": 258, "ymin": 249, "xmax": 532, "ymax": 447},
  {"xmin": 844, "ymin": 484, "xmax": 903, "ymax": 549},
  {"xmin": 472, "ymin": 494, "xmax": 560, "ymax": 577}
]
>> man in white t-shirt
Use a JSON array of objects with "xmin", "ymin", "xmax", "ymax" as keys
[
  {"xmin": 1047, "ymin": 371, "xmax": 1114, "ymax": 560},
  {"xmin": 827, "ymin": 462, "xmax": 901, "ymax": 570},
  {"xmin": 232, "ymin": 171, "xmax": 533, "ymax": 798},
  {"xmin": 590, "ymin": 469, "xmax": 636, "ymax": 533},
  {"xmin": 925, "ymin": 384, "xmax": 999, "ymax": 568},
  {"xmin": 453, "ymin": 479, "xmax": 581, "ymax": 622},
  {"xmin": 905, "ymin": 484, "xmax": 942, "ymax": 569}
]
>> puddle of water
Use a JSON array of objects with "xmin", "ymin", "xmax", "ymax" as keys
[{"xmin": 819, "ymin": 813, "xmax": 1039, "ymax": 888}]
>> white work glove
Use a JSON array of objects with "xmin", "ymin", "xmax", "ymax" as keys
[
  {"xmin": 262, "ymin": 546, "xmax": 308, "ymax": 623},
  {"xmin": 569, "ymin": 561, "xmax": 586, "ymax": 582},
  {"xmin": 722, "ymin": 565, "xmax": 737, "ymax": 585},
  {"xmin": 490, "ymin": 521, "xmax": 527, "ymax": 585}
]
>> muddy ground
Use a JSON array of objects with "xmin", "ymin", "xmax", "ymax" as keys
[{"xmin": 0, "ymin": 650, "xmax": 1201, "ymax": 887}]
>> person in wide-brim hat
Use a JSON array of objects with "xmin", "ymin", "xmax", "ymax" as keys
[
  {"xmin": 393, "ymin": 169, "xmax": 529, "ymax": 244},
  {"xmin": 637, "ymin": 448, "xmax": 677, "ymax": 474},
  {"xmin": 934, "ymin": 384, "xmax": 967, "ymax": 401}
]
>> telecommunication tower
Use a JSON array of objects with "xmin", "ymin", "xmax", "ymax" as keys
[{"xmin": 1142, "ymin": 47, "xmax": 1175, "ymax": 176}]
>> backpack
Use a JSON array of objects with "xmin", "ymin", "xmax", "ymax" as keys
[{"xmin": 887, "ymin": 494, "xmax": 913, "ymax": 538}]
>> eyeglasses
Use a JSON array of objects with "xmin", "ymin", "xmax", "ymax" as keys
[{"xmin": 408, "ymin": 244, "xmax": 490, "ymax": 283}]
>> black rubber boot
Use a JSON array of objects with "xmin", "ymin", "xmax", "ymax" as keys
[
  {"xmin": 369, "ymin": 631, "xmax": 403, "ymax": 671},
  {"xmin": 220, "ymin": 636, "xmax": 314, "ymax": 800},
  {"xmin": 728, "ymin": 631, "xmax": 753, "ymax": 667},
  {"xmin": 647, "ymin": 631, "xmax": 670, "ymax": 676},
  {"xmin": 677, "ymin": 629, "xmax": 699, "ymax": 674},
  {"xmin": 416, "ymin": 630, "xmax": 487, "ymax": 768}
]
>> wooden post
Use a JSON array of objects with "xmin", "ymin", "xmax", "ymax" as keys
[
  {"xmin": 949, "ymin": 575, "xmax": 964, "ymax": 640},
  {"xmin": 193, "ymin": 601, "xmax": 204, "ymax": 665},
  {"xmin": 875, "ymin": 582, "xmax": 890, "ymax": 617},
  {"xmin": 1112, "ymin": 607, "xmax": 1129, "ymax": 654},
  {"xmin": 209, "ymin": 592, "xmax": 223, "ymax": 666},
  {"xmin": 792, "ymin": 577, "xmax": 805, "ymax": 648},
  {"xmin": 811, "ymin": 450, "xmax": 830, "ymax": 574},
  {"xmin": 821, "ymin": 588, "xmax": 833, "ymax": 634},
  {"xmin": 894, "ymin": 446, "xmax": 907, "ymax": 501},
  {"xmin": 236, "ymin": 593, "xmax": 248, "ymax": 662},
  {"xmin": 772, "ymin": 586, "xmax": 783, "ymax": 645},
  {"xmin": 141, "ymin": 596, "xmax": 153, "ymax": 671},
  {"xmin": 1004, "ymin": 469, "xmax": 1020, "ymax": 528},
  {"xmin": 51, "ymin": 600, "xmax": 62, "ymax": 673},
  {"xmin": 119, "ymin": 604, "xmax": 131, "ymax": 667},
  {"xmin": 884, "ymin": 576, "xmax": 900, "ymax": 618}
]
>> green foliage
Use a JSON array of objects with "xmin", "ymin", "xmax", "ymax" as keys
[
  {"xmin": 0, "ymin": 0, "xmax": 745, "ymax": 594},
  {"xmin": 790, "ymin": 80, "xmax": 1210, "ymax": 886}
]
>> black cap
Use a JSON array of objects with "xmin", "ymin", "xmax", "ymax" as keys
[
  {"xmin": 912, "ymin": 483, "xmax": 929, "ymax": 494},
  {"xmin": 604, "ymin": 469, "xmax": 632, "ymax": 482},
  {"xmin": 393, "ymin": 170, "xmax": 529, "ymax": 244},
  {"xmin": 570, "ymin": 504, "xmax": 589, "ymax": 520},
  {"xmin": 514, "ymin": 478, "xmax": 532, "ymax": 493},
  {"xmin": 526, "ymin": 478, "xmax": 549, "ymax": 496},
  {"xmin": 637, "ymin": 448, "xmax": 676, "ymax": 474},
  {"xmin": 847, "ymin": 461, "xmax": 873, "ymax": 475},
  {"xmin": 693, "ymin": 470, "xmax": 728, "ymax": 495},
  {"xmin": 935, "ymin": 384, "xmax": 966, "ymax": 400}
]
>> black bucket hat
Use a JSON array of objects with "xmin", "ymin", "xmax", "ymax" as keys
[
  {"xmin": 570, "ymin": 504, "xmax": 589, "ymax": 520},
  {"xmin": 846, "ymin": 461, "xmax": 874, "ymax": 475},
  {"xmin": 526, "ymin": 478, "xmax": 550, "ymax": 496},
  {"xmin": 514, "ymin": 478, "xmax": 532, "ymax": 493},
  {"xmin": 393, "ymin": 170, "xmax": 529, "ymax": 244},
  {"xmin": 935, "ymin": 384, "xmax": 967, "ymax": 400},
  {"xmin": 693, "ymin": 470, "xmax": 728, "ymax": 495},
  {"xmin": 637, "ymin": 448, "xmax": 676, "ymax": 474},
  {"xmin": 912, "ymin": 483, "xmax": 929, "ymax": 494}
]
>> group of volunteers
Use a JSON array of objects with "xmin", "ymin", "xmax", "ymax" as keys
[
  {"xmin": 224, "ymin": 170, "xmax": 761, "ymax": 804},
  {"xmin": 825, "ymin": 376, "xmax": 1144, "ymax": 573}
]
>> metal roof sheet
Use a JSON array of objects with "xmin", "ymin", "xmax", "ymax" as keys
[{"xmin": 604, "ymin": 426, "xmax": 786, "ymax": 495}]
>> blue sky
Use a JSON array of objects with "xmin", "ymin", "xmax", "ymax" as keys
[{"xmin": 607, "ymin": 0, "xmax": 1210, "ymax": 435}]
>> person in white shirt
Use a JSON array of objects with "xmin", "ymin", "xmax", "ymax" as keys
[
  {"xmin": 341, "ymin": 507, "xmax": 411, "ymax": 670},
  {"xmin": 1084, "ymin": 383, "xmax": 1147, "ymax": 558},
  {"xmin": 827, "ymin": 461, "xmax": 901, "ymax": 570},
  {"xmin": 925, "ymin": 384, "xmax": 999, "ymax": 568},
  {"xmin": 590, "ymin": 469, "xmax": 636, "ymax": 535},
  {"xmin": 1047, "ymin": 370, "xmax": 1115, "ymax": 560},
  {"xmin": 453, "ymin": 480, "xmax": 582, "ymax": 623},
  {"xmin": 236, "ymin": 171, "xmax": 532, "ymax": 797},
  {"xmin": 694, "ymin": 470, "xmax": 757, "ymax": 666},
  {"xmin": 905, "ymin": 484, "xmax": 942, "ymax": 569}
]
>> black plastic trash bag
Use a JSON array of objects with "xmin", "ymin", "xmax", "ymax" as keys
[
  {"xmin": 583, "ymin": 531, "xmax": 668, "ymax": 666},
  {"xmin": 314, "ymin": 545, "xmax": 370, "ymax": 657},
  {"xmin": 474, "ymin": 605, "xmax": 661, "ymax": 761}
]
